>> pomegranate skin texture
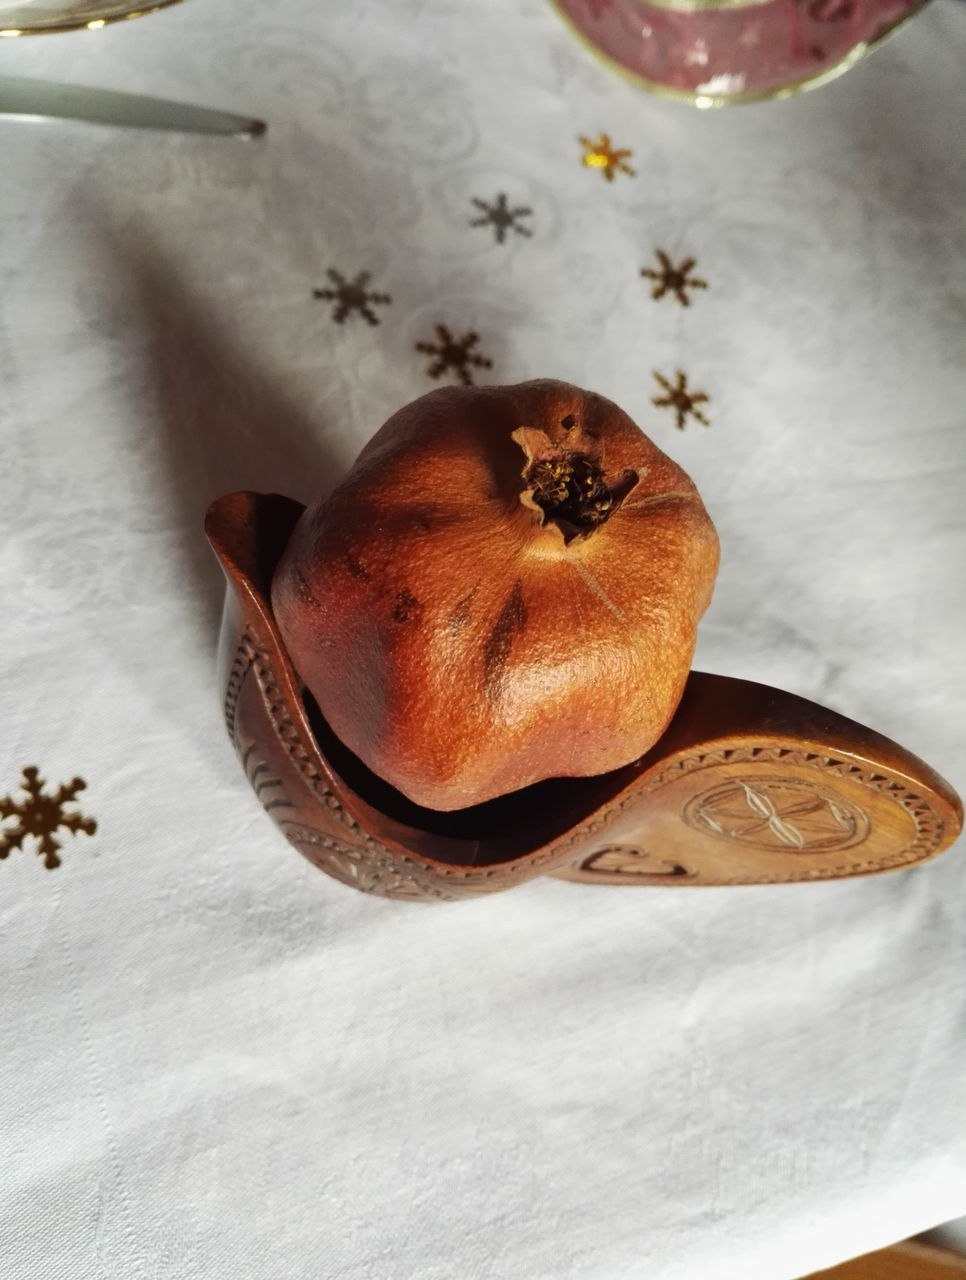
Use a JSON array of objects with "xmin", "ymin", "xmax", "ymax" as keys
[{"xmin": 271, "ymin": 380, "xmax": 719, "ymax": 811}]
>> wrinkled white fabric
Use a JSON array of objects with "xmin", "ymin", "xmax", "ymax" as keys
[{"xmin": 1, "ymin": 2, "xmax": 965, "ymax": 1277}]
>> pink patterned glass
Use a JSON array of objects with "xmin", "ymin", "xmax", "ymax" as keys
[{"xmin": 551, "ymin": 0, "xmax": 928, "ymax": 104}]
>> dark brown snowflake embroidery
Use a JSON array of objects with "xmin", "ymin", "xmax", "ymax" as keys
[
  {"xmin": 640, "ymin": 251, "xmax": 708, "ymax": 307},
  {"xmin": 416, "ymin": 324, "xmax": 493, "ymax": 385},
  {"xmin": 1, "ymin": 767, "xmax": 97, "ymax": 870},
  {"xmin": 470, "ymin": 194, "xmax": 533, "ymax": 244},
  {"xmin": 313, "ymin": 269, "xmax": 392, "ymax": 325},
  {"xmin": 652, "ymin": 371, "xmax": 711, "ymax": 430}
]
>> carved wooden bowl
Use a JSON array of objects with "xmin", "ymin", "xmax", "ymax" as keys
[{"xmin": 206, "ymin": 492, "xmax": 963, "ymax": 901}]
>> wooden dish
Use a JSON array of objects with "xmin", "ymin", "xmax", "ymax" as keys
[{"xmin": 206, "ymin": 492, "xmax": 963, "ymax": 901}]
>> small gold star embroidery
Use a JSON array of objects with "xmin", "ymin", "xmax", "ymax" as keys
[
  {"xmin": 652, "ymin": 371, "xmax": 711, "ymax": 430},
  {"xmin": 416, "ymin": 324, "xmax": 493, "ymax": 386},
  {"xmin": 313, "ymin": 269, "xmax": 392, "ymax": 325},
  {"xmin": 1, "ymin": 767, "xmax": 97, "ymax": 870},
  {"xmin": 640, "ymin": 251, "xmax": 708, "ymax": 307},
  {"xmin": 579, "ymin": 134, "xmax": 635, "ymax": 182},
  {"xmin": 470, "ymin": 194, "xmax": 534, "ymax": 244}
]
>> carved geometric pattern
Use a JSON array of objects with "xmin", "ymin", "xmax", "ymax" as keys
[
  {"xmin": 241, "ymin": 742, "xmax": 296, "ymax": 819},
  {"xmin": 279, "ymin": 823, "xmax": 431, "ymax": 899},
  {"xmin": 581, "ymin": 845, "xmax": 695, "ymax": 878},
  {"xmin": 228, "ymin": 628, "xmax": 586, "ymax": 892},
  {"xmin": 551, "ymin": 745, "xmax": 947, "ymax": 885},
  {"xmin": 226, "ymin": 630, "xmax": 457, "ymax": 900},
  {"xmin": 227, "ymin": 628, "xmax": 948, "ymax": 891},
  {"xmin": 238, "ymin": 736, "xmax": 428, "ymax": 896},
  {"xmin": 683, "ymin": 775, "xmax": 870, "ymax": 853},
  {"xmin": 224, "ymin": 641, "xmax": 255, "ymax": 742}
]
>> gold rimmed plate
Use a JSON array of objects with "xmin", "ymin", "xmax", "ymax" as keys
[{"xmin": 0, "ymin": 0, "xmax": 185, "ymax": 37}]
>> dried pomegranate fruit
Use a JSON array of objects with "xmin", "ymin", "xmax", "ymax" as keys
[{"xmin": 272, "ymin": 380, "xmax": 719, "ymax": 810}]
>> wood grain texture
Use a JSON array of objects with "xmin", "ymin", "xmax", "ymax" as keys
[
  {"xmin": 800, "ymin": 1239, "xmax": 966, "ymax": 1279},
  {"xmin": 206, "ymin": 491, "xmax": 963, "ymax": 900}
]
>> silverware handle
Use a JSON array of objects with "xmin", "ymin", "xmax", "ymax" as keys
[{"xmin": 0, "ymin": 75, "xmax": 266, "ymax": 136}]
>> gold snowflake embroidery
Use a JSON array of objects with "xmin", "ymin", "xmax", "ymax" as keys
[
  {"xmin": 640, "ymin": 251, "xmax": 708, "ymax": 307},
  {"xmin": 1, "ymin": 767, "xmax": 97, "ymax": 870},
  {"xmin": 579, "ymin": 133, "xmax": 635, "ymax": 182},
  {"xmin": 313, "ymin": 269, "xmax": 392, "ymax": 325},
  {"xmin": 469, "ymin": 194, "xmax": 534, "ymax": 244},
  {"xmin": 652, "ymin": 371, "xmax": 711, "ymax": 430},
  {"xmin": 416, "ymin": 324, "xmax": 493, "ymax": 386}
]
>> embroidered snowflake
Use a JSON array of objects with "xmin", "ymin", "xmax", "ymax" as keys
[
  {"xmin": 416, "ymin": 324, "xmax": 493, "ymax": 386},
  {"xmin": 313, "ymin": 269, "xmax": 392, "ymax": 325},
  {"xmin": 469, "ymin": 194, "xmax": 534, "ymax": 244},
  {"xmin": 579, "ymin": 133, "xmax": 635, "ymax": 182},
  {"xmin": 640, "ymin": 250, "xmax": 708, "ymax": 307},
  {"xmin": 0, "ymin": 767, "xmax": 97, "ymax": 870},
  {"xmin": 651, "ymin": 371, "xmax": 711, "ymax": 430}
]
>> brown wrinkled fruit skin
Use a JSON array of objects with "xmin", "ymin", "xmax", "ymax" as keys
[{"xmin": 271, "ymin": 380, "xmax": 719, "ymax": 811}]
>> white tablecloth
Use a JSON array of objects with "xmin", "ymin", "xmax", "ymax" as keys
[{"xmin": 1, "ymin": 2, "xmax": 965, "ymax": 1277}]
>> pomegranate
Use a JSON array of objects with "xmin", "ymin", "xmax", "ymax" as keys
[{"xmin": 272, "ymin": 380, "xmax": 719, "ymax": 810}]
